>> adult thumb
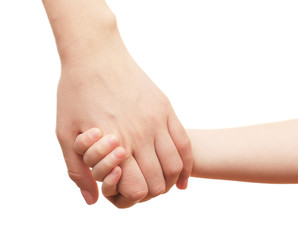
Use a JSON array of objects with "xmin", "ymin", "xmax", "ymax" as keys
[{"xmin": 63, "ymin": 147, "xmax": 99, "ymax": 205}]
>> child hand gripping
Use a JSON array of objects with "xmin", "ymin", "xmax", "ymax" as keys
[
  {"xmin": 74, "ymin": 128, "xmax": 128, "ymax": 199},
  {"xmin": 74, "ymin": 119, "xmax": 298, "ymax": 205}
]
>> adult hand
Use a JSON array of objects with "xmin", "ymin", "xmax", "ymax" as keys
[{"xmin": 50, "ymin": 3, "xmax": 193, "ymax": 208}]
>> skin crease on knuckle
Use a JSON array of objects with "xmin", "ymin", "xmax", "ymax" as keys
[
  {"xmin": 178, "ymin": 132, "xmax": 192, "ymax": 153},
  {"xmin": 91, "ymin": 169, "xmax": 103, "ymax": 182},
  {"xmin": 125, "ymin": 189, "xmax": 148, "ymax": 203},
  {"xmin": 129, "ymin": 110, "xmax": 165, "ymax": 147},
  {"xmin": 91, "ymin": 156, "xmax": 118, "ymax": 182},
  {"xmin": 126, "ymin": 111, "xmax": 170, "ymax": 199},
  {"xmin": 101, "ymin": 158, "xmax": 115, "ymax": 173},
  {"xmin": 68, "ymin": 170, "xmax": 84, "ymax": 184},
  {"xmin": 92, "ymin": 144, "xmax": 106, "ymax": 158},
  {"xmin": 149, "ymin": 182, "xmax": 166, "ymax": 198},
  {"xmin": 165, "ymin": 161, "xmax": 183, "ymax": 180}
]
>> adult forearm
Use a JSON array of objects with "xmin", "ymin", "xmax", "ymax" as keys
[
  {"xmin": 42, "ymin": 0, "xmax": 120, "ymax": 66},
  {"xmin": 188, "ymin": 119, "xmax": 298, "ymax": 183}
]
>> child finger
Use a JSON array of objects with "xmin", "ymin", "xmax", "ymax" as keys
[
  {"xmin": 83, "ymin": 134, "xmax": 120, "ymax": 168},
  {"xmin": 91, "ymin": 146, "xmax": 127, "ymax": 182},
  {"xmin": 102, "ymin": 166, "xmax": 122, "ymax": 197},
  {"xmin": 74, "ymin": 128, "xmax": 102, "ymax": 155}
]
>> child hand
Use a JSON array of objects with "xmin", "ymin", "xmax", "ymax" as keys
[{"xmin": 74, "ymin": 128, "xmax": 128, "ymax": 197}]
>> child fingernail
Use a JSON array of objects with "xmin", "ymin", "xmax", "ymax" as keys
[
  {"xmin": 89, "ymin": 128, "xmax": 101, "ymax": 139},
  {"xmin": 107, "ymin": 135, "xmax": 118, "ymax": 145},
  {"xmin": 113, "ymin": 147, "xmax": 125, "ymax": 159}
]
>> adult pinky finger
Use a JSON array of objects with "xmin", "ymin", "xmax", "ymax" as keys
[
  {"xmin": 168, "ymin": 112, "xmax": 194, "ymax": 189},
  {"xmin": 102, "ymin": 166, "xmax": 122, "ymax": 197}
]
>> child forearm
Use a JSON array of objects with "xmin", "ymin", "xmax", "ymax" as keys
[{"xmin": 187, "ymin": 119, "xmax": 298, "ymax": 183}]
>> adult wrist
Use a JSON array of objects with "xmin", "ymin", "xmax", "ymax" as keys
[
  {"xmin": 43, "ymin": 0, "xmax": 120, "ymax": 67},
  {"xmin": 57, "ymin": 14, "xmax": 120, "ymax": 67}
]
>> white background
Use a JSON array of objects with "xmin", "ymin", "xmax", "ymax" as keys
[{"xmin": 0, "ymin": 0, "xmax": 297, "ymax": 239}]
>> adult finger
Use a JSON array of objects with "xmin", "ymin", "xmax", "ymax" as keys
[
  {"xmin": 106, "ymin": 155, "xmax": 148, "ymax": 208},
  {"xmin": 168, "ymin": 112, "xmax": 194, "ymax": 189},
  {"xmin": 74, "ymin": 128, "xmax": 102, "ymax": 155},
  {"xmin": 155, "ymin": 132, "xmax": 183, "ymax": 193},
  {"xmin": 134, "ymin": 144, "xmax": 166, "ymax": 199},
  {"xmin": 57, "ymin": 132, "xmax": 99, "ymax": 205}
]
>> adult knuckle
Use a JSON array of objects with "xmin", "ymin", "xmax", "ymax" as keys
[
  {"xmin": 126, "ymin": 190, "xmax": 148, "ymax": 202},
  {"xmin": 146, "ymin": 112, "xmax": 159, "ymax": 125},
  {"xmin": 178, "ymin": 134, "xmax": 191, "ymax": 151},
  {"xmin": 149, "ymin": 183, "xmax": 166, "ymax": 198},
  {"xmin": 133, "ymin": 126, "xmax": 146, "ymax": 142},
  {"xmin": 184, "ymin": 160, "xmax": 193, "ymax": 173},
  {"xmin": 160, "ymin": 95, "xmax": 171, "ymax": 110},
  {"xmin": 56, "ymin": 127, "xmax": 66, "ymax": 144},
  {"xmin": 114, "ymin": 201, "xmax": 136, "ymax": 209},
  {"xmin": 68, "ymin": 171, "xmax": 84, "ymax": 184},
  {"xmin": 133, "ymin": 125, "xmax": 154, "ymax": 144},
  {"xmin": 166, "ymin": 161, "xmax": 183, "ymax": 178}
]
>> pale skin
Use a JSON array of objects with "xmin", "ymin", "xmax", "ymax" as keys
[
  {"xmin": 75, "ymin": 119, "xmax": 298, "ymax": 197},
  {"xmin": 42, "ymin": 0, "xmax": 193, "ymax": 208}
]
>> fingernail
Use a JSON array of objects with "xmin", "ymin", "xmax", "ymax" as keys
[
  {"xmin": 113, "ymin": 147, "xmax": 125, "ymax": 159},
  {"xmin": 80, "ymin": 189, "xmax": 94, "ymax": 205},
  {"xmin": 89, "ymin": 128, "xmax": 101, "ymax": 139},
  {"xmin": 107, "ymin": 135, "xmax": 118, "ymax": 146},
  {"xmin": 182, "ymin": 179, "xmax": 189, "ymax": 189},
  {"xmin": 177, "ymin": 179, "xmax": 188, "ymax": 190}
]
